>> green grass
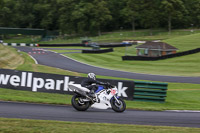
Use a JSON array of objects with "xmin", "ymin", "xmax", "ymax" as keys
[
  {"xmin": 16, "ymin": 51, "xmax": 82, "ymax": 77},
  {"xmin": 1, "ymin": 83, "xmax": 200, "ymax": 111},
  {"xmin": 0, "ymin": 44, "xmax": 24, "ymax": 69},
  {"xmin": 1, "ymin": 118, "xmax": 200, "ymax": 133},
  {"xmin": 164, "ymin": 33, "xmax": 200, "ymax": 51},
  {"xmin": 1, "ymin": 30, "xmax": 200, "ymax": 131},
  {"xmin": 0, "ymin": 46, "xmax": 198, "ymax": 111},
  {"xmin": 0, "ymin": 44, "xmax": 81, "ymax": 76},
  {"xmin": 3, "ymin": 35, "xmax": 41, "ymax": 43},
  {"xmin": 2, "ymin": 29, "xmax": 200, "ymax": 45},
  {"xmin": 47, "ymin": 46, "xmax": 200, "ymax": 77},
  {"xmin": 38, "ymin": 29, "xmax": 200, "ymax": 44},
  {"xmin": 1, "ymin": 32, "xmax": 200, "ymax": 111},
  {"xmin": 0, "ymin": 88, "xmax": 72, "ymax": 105},
  {"xmin": 42, "ymin": 32, "xmax": 200, "ymax": 77}
]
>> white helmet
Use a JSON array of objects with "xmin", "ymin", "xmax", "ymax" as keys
[{"xmin": 88, "ymin": 73, "xmax": 96, "ymax": 80}]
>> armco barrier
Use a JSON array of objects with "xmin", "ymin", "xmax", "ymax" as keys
[
  {"xmin": 98, "ymin": 43, "xmax": 133, "ymax": 48},
  {"xmin": 122, "ymin": 48, "xmax": 200, "ymax": 61},
  {"xmin": 38, "ymin": 43, "xmax": 133, "ymax": 48},
  {"xmin": 133, "ymin": 81, "xmax": 168, "ymax": 102},
  {"xmin": 82, "ymin": 48, "xmax": 113, "ymax": 53},
  {"xmin": 38, "ymin": 43, "xmax": 82, "ymax": 47}
]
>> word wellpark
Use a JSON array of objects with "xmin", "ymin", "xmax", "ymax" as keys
[{"xmin": 0, "ymin": 69, "xmax": 134, "ymax": 100}]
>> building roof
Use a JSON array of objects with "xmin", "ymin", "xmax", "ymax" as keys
[{"xmin": 135, "ymin": 41, "xmax": 178, "ymax": 51}]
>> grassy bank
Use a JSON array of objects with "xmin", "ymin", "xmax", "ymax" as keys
[
  {"xmin": 1, "ymin": 83, "xmax": 200, "ymax": 111},
  {"xmin": 3, "ymin": 29, "xmax": 200, "ymax": 44},
  {"xmin": 164, "ymin": 33, "xmax": 200, "ymax": 51},
  {"xmin": 1, "ymin": 118, "xmax": 200, "ymax": 133},
  {"xmin": 49, "ymin": 45, "xmax": 200, "ymax": 77},
  {"xmin": 0, "ymin": 43, "xmax": 82, "ymax": 77},
  {"xmin": 1, "ymin": 33, "xmax": 200, "ymax": 111},
  {"xmin": 0, "ymin": 44, "xmax": 24, "ymax": 69},
  {"xmin": 16, "ymin": 51, "xmax": 82, "ymax": 77},
  {"xmin": 1, "ymin": 50, "xmax": 200, "ymax": 110},
  {"xmin": 38, "ymin": 29, "xmax": 200, "ymax": 44},
  {"xmin": 45, "ymin": 32, "xmax": 200, "ymax": 77},
  {"xmin": 1, "ymin": 30, "xmax": 200, "ymax": 131}
]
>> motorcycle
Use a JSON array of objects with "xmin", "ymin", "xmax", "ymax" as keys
[{"xmin": 68, "ymin": 82, "xmax": 126, "ymax": 112}]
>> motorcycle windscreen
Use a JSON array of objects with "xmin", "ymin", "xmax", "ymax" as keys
[{"xmin": 95, "ymin": 86, "xmax": 104, "ymax": 93}]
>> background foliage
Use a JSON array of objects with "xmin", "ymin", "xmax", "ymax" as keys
[{"xmin": 0, "ymin": 0, "xmax": 200, "ymax": 35}]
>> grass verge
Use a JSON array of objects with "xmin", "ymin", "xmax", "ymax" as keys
[
  {"xmin": 39, "ymin": 29, "xmax": 200, "ymax": 44},
  {"xmin": 43, "ymin": 32, "xmax": 200, "ymax": 77},
  {"xmin": 1, "ymin": 42, "xmax": 200, "ymax": 111},
  {"xmin": 0, "ymin": 43, "xmax": 82, "ymax": 77},
  {"xmin": 0, "ymin": 118, "xmax": 200, "ymax": 133},
  {"xmin": 49, "ymin": 45, "xmax": 200, "ymax": 77},
  {"xmin": 0, "ymin": 44, "xmax": 24, "ymax": 69},
  {"xmin": 16, "ymin": 51, "xmax": 82, "ymax": 77},
  {"xmin": 1, "ymin": 84, "xmax": 200, "ymax": 111}
]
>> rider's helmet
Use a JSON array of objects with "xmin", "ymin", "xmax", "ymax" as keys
[{"xmin": 88, "ymin": 73, "xmax": 96, "ymax": 80}]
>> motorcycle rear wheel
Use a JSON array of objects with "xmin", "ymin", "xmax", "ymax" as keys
[
  {"xmin": 71, "ymin": 95, "xmax": 90, "ymax": 111},
  {"xmin": 111, "ymin": 97, "xmax": 126, "ymax": 112}
]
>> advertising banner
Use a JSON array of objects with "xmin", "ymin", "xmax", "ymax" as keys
[{"xmin": 0, "ymin": 69, "xmax": 134, "ymax": 100}]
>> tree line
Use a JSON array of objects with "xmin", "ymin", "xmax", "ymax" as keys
[{"xmin": 0, "ymin": 0, "xmax": 200, "ymax": 35}]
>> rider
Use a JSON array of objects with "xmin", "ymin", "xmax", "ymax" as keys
[{"xmin": 81, "ymin": 73, "xmax": 107, "ymax": 98}]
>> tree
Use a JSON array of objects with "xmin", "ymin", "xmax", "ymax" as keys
[
  {"xmin": 140, "ymin": 0, "xmax": 161, "ymax": 34},
  {"xmin": 106, "ymin": 0, "xmax": 126, "ymax": 31},
  {"xmin": 58, "ymin": 0, "xmax": 77, "ymax": 34},
  {"xmin": 90, "ymin": 0, "xmax": 112, "ymax": 36},
  {"xmin": 13, "ymin": 0, "xmax": 35, "ymax": 28},
  {"xmin": 121, "ymin": 0, "xmax": 141, "ymax": 31},
  {"xmin": 0, "ymin": 0, "xmax": 199, "ymax": 36},
  {"xmin": 0, "ymin": 0, "xmax": 16, "ymax": 27},
  {"xmin": 160, "ymin": 0, "xmax": 187, "ymax": 33},
  {"xmin": 183, "ymin": 0, "xmax": 200, "ymax": 28},
  {"xmin": 70, "ymin": 1, "xmax": 93, "ymax": 34},
  {"xmin": 40, "ymin": 0, "xmax": 59, "ymax": 30},
  {"xmin": 58, "ymin": 0, "xmax": 112, "ymax": 36}
]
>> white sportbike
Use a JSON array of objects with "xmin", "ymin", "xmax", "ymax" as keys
[{"xmin": 69, "ymin": 82, "xmax": 126, "ymax": 112}]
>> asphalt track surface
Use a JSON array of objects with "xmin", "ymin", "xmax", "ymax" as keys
[
  {"xmin": 15, "ymin": 46, "xmax": 200, "ymax": 84},
  {"xmin": 1, "ymin": 46, "xmax": 199, "ymax": 128},
  {"xmin": 0, "ymin": 101, "xmax": 200, "ymax": 128}
]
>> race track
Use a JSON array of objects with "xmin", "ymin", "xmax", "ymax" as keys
[
  {"xmin": 0, "ymin": 101, "xmax": 200, "ymax": 128},
  {"xmin": 15, "ymin": 46, "xmax": 200, "ymax": 84},
  {"xmin": 3, "ymin": 46, "xmax": 198, "ymax": 128}
]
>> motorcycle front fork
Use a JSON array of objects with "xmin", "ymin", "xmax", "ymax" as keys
[{"xmin": 113, "ymin": 95, "xmax": 120, "ymax": 104}]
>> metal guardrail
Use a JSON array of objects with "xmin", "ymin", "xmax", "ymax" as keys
[
  {"xmin": 133, "ymin": 81, "xmax": 168, "ymax": 103},
  {"xmin": 123, "ymin": 48, "xmax": 200, "ymax": 61}
]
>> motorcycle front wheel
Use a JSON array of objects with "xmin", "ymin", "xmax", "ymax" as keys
[
  {"xmin": 111, "ymin": 97, "xmax": 126, "ymax": 112},
  {"xmin": 71, "ymin": 95, "xmax": 90, "ymax": 111}
]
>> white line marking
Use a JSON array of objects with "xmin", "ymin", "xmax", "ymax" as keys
[
  {"xmin": 166, "ymin": 110, "xmax": 200, "ymax": 113},
  {"xmin": 29, "ymin": 54, "xmax": 38, "ymax": 64},
  {"xmin": 45, "ymin": 49, "xmax": 199, "ymax": 78},
  {"xmin": 50, "ymin": 50, "xmax": 58, "ymax": 53},
  {"xmin": 59, "ymin": 54, "xmax": 191, "ymax": 78}
]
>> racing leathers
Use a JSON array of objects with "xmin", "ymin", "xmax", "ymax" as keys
[{"xmin": 81, "ymin": 78, "xmax": 106, "ymax": 97}]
